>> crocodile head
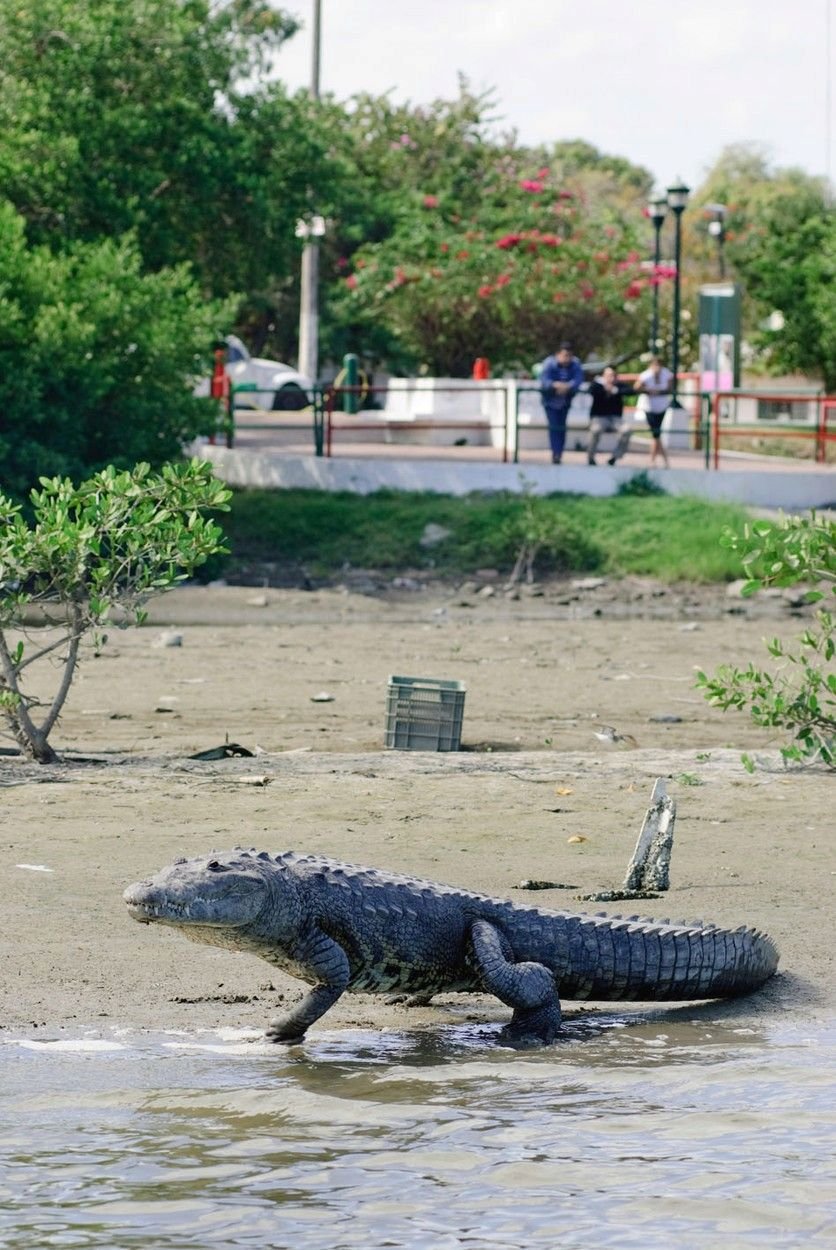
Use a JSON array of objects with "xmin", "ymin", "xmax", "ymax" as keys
[{"xmin": 124, "ymin": 850, "xmax": 272, "ymax": 930}]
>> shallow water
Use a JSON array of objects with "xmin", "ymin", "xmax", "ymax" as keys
[{"xmin": 2, "ymin": 1015, "xmax": 834, "ymax": 1250}]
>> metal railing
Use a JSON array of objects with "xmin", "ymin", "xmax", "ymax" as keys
[
  {"xmin": 708, "ymin": 390, "xmax": 836, "ymax": 469},
  {"xmin": 206, "ymin": 374, "xmax": 836, "ymax": 472}
]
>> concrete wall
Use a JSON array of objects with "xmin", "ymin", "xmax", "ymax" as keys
[{"xmin": 199, "ymin": 445, "xmax": 836, "ymax": 511}]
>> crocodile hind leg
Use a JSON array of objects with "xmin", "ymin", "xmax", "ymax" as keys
[{"xmin": 469, "ymin": 919, "xmax": 561, "ymax": 1047}]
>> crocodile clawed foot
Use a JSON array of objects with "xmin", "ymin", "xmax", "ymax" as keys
[
  {"xmin": 385, "ymin": 991, "xmax": 435, "ymax": 1006},
  {"xmin": 500, "ymin": 996, "xmax": 562, "ymax": 1048},
  {"xmin": 265, "ymin": 1020, "xmax": 307, "ymax": 1045}
]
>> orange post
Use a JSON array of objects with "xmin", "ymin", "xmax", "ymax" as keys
[{"xmin": 209, "ymin": 345, "xmax": 230, "ymax": 446}]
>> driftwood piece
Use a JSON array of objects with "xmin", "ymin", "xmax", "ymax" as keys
[
  {"xmin": 578, "ymin": 778, "xmax": 676, "ymax": 902},
  {"xmin": 622, "ymin": 777, "xmax": 675, "ymax": 893}
]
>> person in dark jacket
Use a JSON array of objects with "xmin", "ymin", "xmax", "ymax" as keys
[
  {"xmin": 539, "ymin": 342, "xmax": 585, "ymax": 464},
  {"xmin": 587, "ymin": 365, "xmax": 634, "ymax": 465}
]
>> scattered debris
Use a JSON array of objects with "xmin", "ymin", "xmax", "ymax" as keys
[
  {"xmin": 580, "ymin": 889, "xmax": 660, "ymax": 902},
  {"xmin": 515, "ymin": 879, "xmax": 579, "ymax": 891},
  {"xmin": 571, "ymin": 577, "xmax": 607, "ymax": 591},
  {"xmin": 310, "ymin": 691, "xmax": 335, "ymax": 703},
  {"xmin": 649, "ymin": 714, "xmax": 683, "ymax": 724},
  {"xmin": 188, "ymin": 743, "xmax": 254, "ymax": 760},
  {"xmin": 154, "ymin": 697, "xmax": 179, "ymax": 713},
  {"xmin": 235, "ymin": 775, "xmax": 272, "ymax": 787},
  {"xmin": 153, "ymin": 630, "xmax": 183, "ymax": 648},
  {"xmin": 246, "ymin": 594, "xmax": 269, "ymax": 608},
  {"xmin": 567, "ymin": 835, "xmax": 587, "ymax": 844},
  {"xmin": 16, "ymin": 864, "xmax": 54, "ymax": 873}
]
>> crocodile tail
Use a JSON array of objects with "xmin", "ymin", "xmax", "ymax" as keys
[{"xmin": 560, "ymin": 915, "xmax": 780, "ymax": 1002}]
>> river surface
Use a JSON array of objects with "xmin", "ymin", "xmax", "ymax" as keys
[{"xmin": 2, "ymin": 1014, "xmax": 834, "ymax": 1250}]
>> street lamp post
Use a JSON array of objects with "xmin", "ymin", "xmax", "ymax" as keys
[
  {"xmin": 648, "ymin": 195, "xmax": 668, "ymax": 354},
  {"xmin": 705, "ymin": 202, "xmax": 727, "ymax": 278},
  {"xmin": 297, "ymin": 0, "xmax": 322, "ymax": 385},
  {"xmin": 666, "ymin": 179, "xmax": 690, "ymax": 407}
]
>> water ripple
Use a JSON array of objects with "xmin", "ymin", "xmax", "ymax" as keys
[{"xmin": 1, "ymin": 1019, "xmax": 834, "ymax": 1249}]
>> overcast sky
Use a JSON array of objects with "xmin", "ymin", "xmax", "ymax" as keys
[{"xmin": 275, "ymin": 0, "xmax": 834, "ymax": 192}]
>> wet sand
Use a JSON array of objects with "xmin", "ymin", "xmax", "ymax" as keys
[{"xmin": 1, "ymin": 579, "xmax": 833, "ymax": 1039}]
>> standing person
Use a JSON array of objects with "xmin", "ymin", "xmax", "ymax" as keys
[
  {"xmin": 539, "ymin": 342, "xmax": 584, "ymax": 464},
  {"xmin": 587, "ymin": 365, "xmax": 634, "ymax": 465},
  {"xmin": 634, "ymin": 356, "xmax": 673, "ymax": 468}
]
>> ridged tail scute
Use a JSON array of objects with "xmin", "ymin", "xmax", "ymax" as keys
[{"xmin": 558, "ymin": 914, "xmax": 780, "ymax": 1002}]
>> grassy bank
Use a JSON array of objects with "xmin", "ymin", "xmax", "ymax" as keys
[{"xmin": 213, "ymin": 486, "xmax": 752, "ymax": 584}]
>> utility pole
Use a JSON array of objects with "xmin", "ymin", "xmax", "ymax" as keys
[{"xmin": 297, "ymin": 0, "xmax": 322, "ymax": 385}]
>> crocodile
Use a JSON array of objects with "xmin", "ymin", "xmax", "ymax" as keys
[{"xmin": 123, "ymin": 849, "xmax": 779, "ymax": 1046}]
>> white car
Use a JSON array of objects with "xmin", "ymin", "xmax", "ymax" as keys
[{"xmin": 197, "ymin": 334, "xmax": 313, "ymax": 411}]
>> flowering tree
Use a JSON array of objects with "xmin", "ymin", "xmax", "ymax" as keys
[{"xmin": 333, "ymin": 151, "xmax": 667, "ymax": 375}]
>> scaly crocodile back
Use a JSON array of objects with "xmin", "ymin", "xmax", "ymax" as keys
[{"xmin": 278, "ymin": 852, "xmax": 779, "ymax": 1003}]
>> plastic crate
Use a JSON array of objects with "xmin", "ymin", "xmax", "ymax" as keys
[{"xmin": 384, "ymin": 675, "xmax": 466, "ymax": 751}]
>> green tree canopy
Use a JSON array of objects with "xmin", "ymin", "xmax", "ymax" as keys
[
  {"xmin": 316, "ymin": 84, "xmax": 657, "ymax": 374},
  {"xmin": 0, "ymin": 0, "xmax": 329, "ymax": 306},
  {"xmin": 690, "ymin": 144, "xmax": 835, "ymax": 387},
  {"xmin": 0, "ymin": 201, "xmax": 233, "ymax": 499}
]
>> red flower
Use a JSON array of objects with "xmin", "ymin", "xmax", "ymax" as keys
[
  {"xmin": 440, "ymin": 243, "xmax": 449, "ymax": 253},
  {"xmin": 519, "ymin": 179, "xmax": 544, "ymax": 193},
  {"xmin": 456, "ymin": 249, "xmax": 470, "ymax": 261},
  {"xmin": 604, "ymin": 225, "xmax": 617, "ymax": 238},
  {"xmin": 495, "ymin": 272, "xmax": 512, "ymax": 287},
  {"xmin": 580, "ymin": 283, "xmax": 594, "ymax": 299},
  {"xmin": 624, "ymin": 280, "xmax": 644, "ymax": 298},
  {"xmin": 345, "ymin": 274, "xmax": 358, "ymax": 290},
  {"xmin": 557, "ymin": 190, "xmax": 574, "ymax": 200},
  {"xmin": 422, "ymin": 194, "xmax": 439, "ymax": 209},
  {"xmin": 537, "ymin": 167, "xmax": 550, "ymax": 179},
  {"xmin": 478, "ymin": 284, "xmax": 494, "ymax": 298},
  {"xmin": 496, "ymin": 233, "xmax": 522, "ymax": 250}
]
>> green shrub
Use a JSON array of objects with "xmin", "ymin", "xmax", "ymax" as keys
[
  {"xmin": 696, "ymin": 512, "xmax": 836, "ymax": 769},
  {"xmin": 0, "ymin": 461, "xmax": 229, "ymax": 762}
]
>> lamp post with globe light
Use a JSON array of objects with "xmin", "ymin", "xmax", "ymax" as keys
[
  {"xmin": 297, "ymin": 0, "xmax": 323, "ymax": 385},
  {"xmin": 705, "ymin": 203, "xmax": 727, "ymax": 278},
  {"xmin": 648, "ymin": 194, "xmax": 668, "ymax": 354},
  {"xmin": 666, "ymin": 179, "xmax": 690, "ymax": 408}
]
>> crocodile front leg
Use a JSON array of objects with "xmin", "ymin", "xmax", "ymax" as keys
[
  {"xmin": 266, "ymin": 926, "xmax": 350, "ymax": 1043},
  {"xmin": 469, "ymin": 919, "xmax": 562, "ymax": 1047}
]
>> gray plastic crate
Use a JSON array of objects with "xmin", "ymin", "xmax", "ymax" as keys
[{"xmin": 384, "ymin": 675, "xmax": 466, "ymax": 751}]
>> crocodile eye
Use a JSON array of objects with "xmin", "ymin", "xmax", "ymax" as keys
[{"xmin": 207, "ymin": 860, "xmax": 224, "ymax": 871}]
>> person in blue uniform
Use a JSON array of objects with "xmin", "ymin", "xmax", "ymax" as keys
[{"xmin": 539, "ymin": 342, "xmax": 584, "ymax": 464}]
